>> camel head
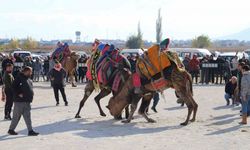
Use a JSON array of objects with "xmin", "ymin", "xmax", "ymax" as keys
[
  {"xmin": 70, "ymin": 51, "xmax": 80, "ymax": 61},
  {"xmin": 106, "ymin": 96, "xmax": 129, "ymax": 118}
]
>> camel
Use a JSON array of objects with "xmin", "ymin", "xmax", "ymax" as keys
[
  {"xmin": 75, "ymin": 43, "xmax": 131, "ymax": 119},
  {"xmin": 62, "ymin": 51, "xmax": 80, "ymax": 87},
  {"xmin": 107, "ymin": 48, "xmax": 198, "ymax": 126}
]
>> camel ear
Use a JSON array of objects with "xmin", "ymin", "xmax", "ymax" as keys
[{"xmin": 106, "ymin": 106, "xmax": 110, "ymax": 110}]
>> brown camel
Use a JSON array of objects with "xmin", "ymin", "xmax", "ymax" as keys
[
  {"xmin": 107, "ymin": 52, "xmax": 198, "ymax": 126},
  {"xmin": 75, "ymin": 51, "xmax": 131, "ymax": 119},
  {"xmin": 62, "ymin": 52, "xmax": 79, "ymax": 87}
]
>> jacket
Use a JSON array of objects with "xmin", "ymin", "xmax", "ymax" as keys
[
  {"xmin": 225, "ymin": 81, "xmax": 237, "ymax": 96},
  {"xmin": 3, "ymin": 72, "xmax": 14, "ymax": 90},
  {"xmin": 48, "ymin": 68, "xmax": 66, "ymax": 87},
  {"xmin": 241, "ymin": 71, "xmax": 250, "ymax": 100},
  {"xmin": 12, "ymin": 73, "xmax": 34, "ymax": 103}
]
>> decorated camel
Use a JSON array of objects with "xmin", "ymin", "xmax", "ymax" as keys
[
  {"xmin": 75, "ymin": 39, "xmax": 131, "ymax": 119},
  {"xmin": 106, "ymin": 39, "xmax": 198, "ymax": 126},
  {"xmin": 51, "ymin": 42, "xmax": 80, "ymax": 87}
]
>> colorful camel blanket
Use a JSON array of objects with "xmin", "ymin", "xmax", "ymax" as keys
[
  {"xmin": 51, "ymin": 43, "xmax": 71, "ymax": 63},
  {"xmin": 86, "ymin": 42, "xmax": 130, "ymax": 91}
]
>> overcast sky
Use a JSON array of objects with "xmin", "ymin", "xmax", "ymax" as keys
[{"xmin": 0, "ymin": 0, "xmax": 249, "ymax": 42}]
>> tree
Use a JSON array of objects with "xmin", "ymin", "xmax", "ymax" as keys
[
  {"xmin": 192, "ymin": 35, "xmax": 211, "ymax": 48},
  {"xmin": 126, "ymin": 22, "xmax": 143, "ymax": 48},
  {"xmin": 8, "ymin": 38, "xmax": 20, "ymax": 49},
  {"xmin": 156, "ymin": 8, "xmax": 162, "ymax": 43},
  {"xmin": 21, "ymin": 37, "xmax": 38, "ymax": 50}
]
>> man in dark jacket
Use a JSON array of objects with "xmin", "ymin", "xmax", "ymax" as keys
[
  {"xmin": 1, "ymin": 55, "xmax": 14, "ymax": 78},
  {"xmin": 8, "ymin": 66, "xmax": 39, "ymax": 136},
  {"xmin": 2, "ymin": 63, "xmax": 14, "ymax": 120},
  {"xmin": 48, "ymin": 62, "xmax": 68, "ymax": 106},
  {"xmin": 224, "ymin": 76, "xmax": 237, "ymax": 105}
]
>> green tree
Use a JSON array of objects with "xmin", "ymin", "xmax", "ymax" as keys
[
  {"xmin": 156, "ymin": 8, "xmax": 162, "ymax": 43},
  {"xmin": 21, "ymin": 37, "xmax": 38, "ymax": 50},
  {"xmin": 192, "ymin": 35, "xmax": 211, "ymax": 48},
  {"xmin": 126, "ymin": 22, "xmax": 143, "ymax": 48}
]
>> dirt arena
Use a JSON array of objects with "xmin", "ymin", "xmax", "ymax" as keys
[{"xmin": 0, "ymin": 82, "xmax": 249, "ymax": 150}]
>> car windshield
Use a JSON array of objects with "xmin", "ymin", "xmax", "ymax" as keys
[{"xmin": 17, "ymin": 53, "xmax": 31, "ymax": 59}]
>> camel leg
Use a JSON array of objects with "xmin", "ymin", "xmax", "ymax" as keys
[
  {"xmin": 190, "ymin": 97, "xmax": 198, "ymax": 122},
  {"xmin": 139, "ymin": 94, "xmax": 156, "ymax": 123},
  {"xmin": 94, "ymin": 89, "xmax": 111, "ymax": 117},
  {"xmin": 122, "ymin": 94, "xmax": 141, "ymax": 123},
  {"xmin": 69, "ymin": 71, "xmax": 77, "ymax": 87},
  {"xmin": 181, "ymin": 99, "xmax": 193, "ymax": 126},
  {"xmin": 75, "ymin": 82, "xmax": 94, "ymax": 118},
  {"xmin": 125, "ymin": 105, "xmax": 129, "ymax": 119}
]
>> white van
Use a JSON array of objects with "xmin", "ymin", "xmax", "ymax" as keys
[
  {"xmin": 244, "ymin": 49, "xmax": 250, "ymax": 60},
  {"xmin": 219, "ymin": 52, "xmax": 249, "ymax": 61},
  {"xmin": 120, "ymin": 49, "xmax": 144, "ymax": 56},
  {"xmin": 11, "ymin": 50, "xmax": 32, "ymax": 59},
  {"xmin": 170, "ymin": 48, "xmax": 212, "ymax": 59}
]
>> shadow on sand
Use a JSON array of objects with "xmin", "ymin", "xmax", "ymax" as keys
[
  {"xmin": 0, "ymin": 118, "xmax": 183, "ymax": 141},
  {"xmin": 164, "ymin": 106, "xmax": 186, "ymax": 111}
]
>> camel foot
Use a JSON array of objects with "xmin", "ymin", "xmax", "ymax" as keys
[
  {"xmin": 122, "ymin": 119, "xmax": 131, "ymax": 123},
  {"xmin": 100, "ymin": 112, "xmax": 106, "ymax": 117},
  {"xmin": 72, "ymin": 84, "xmax": 77, "ymax": 87},
  {"xmin": 75, "ymin": 115, "xmax": 81, "ymax": 118},
  {"xmin": 114, "ymin": 116, "xmax": 123, "ymax": 120},
  {"xmin": 190, "ymin": 118, "xmax": 196, "ymax": 122},
  {"xmin": 180, "ymin": 122, "xmax": 188, "ymax": 126},
  {"xmin": 147, "ymin": 118, "xmax": 156, "ymax": 123}
]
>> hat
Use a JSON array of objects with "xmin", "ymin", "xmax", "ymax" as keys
[{"xmin": 160, "ymin": 38, "xmax": 170, "ymax": 50}]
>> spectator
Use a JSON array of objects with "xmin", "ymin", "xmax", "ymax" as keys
[
  {"xmin": 43, "ymin": 56, "xmax": 50, "ymax": 81},
  {"xmin": 1, "ymin": 54, "xmax": 14, "ymax": 75},
  {"xmin": 2, "ymin": 64, "xmax": 14, "ymax": 120},
  {"xmin": 33, "ymin": 58, "xmax": 42, "ymax": 82},
  {"xmin": 230, "ymin": 56, "xmax": 238, "ymax": 76},
  {"xmin": 208, "ymin": 55, "xmax": 216, "ymax": 84},
  {"xmin": 224, "ymin": 76, "xmax": 237, "ymax": 105},
  {"xmin": 235, "ymin": 62, "xmax": 245, "ymax": 105},
  {"xmin": 13, "ymin": 53, "xmax": 24, "ymax": 78},
  {"xmin": 215, "ymin": 56, "xmax": 225, "ymax": 84},
  {"xmin": 78, "ymin": 55, "xmax": 86, "ymax": 83},
  {"xmin": 200, "ymin": 55, "xmax": 209, "ymax": 84},
  {"xmin": 189, "ymin": 55, "xmax": 200, "ymax": 84},
  {"xmin": 151, "ymin": 92, "xmax": 160, "ymax": 113},
  {"xmin": 48, "ymin": 62, "xmax": 68, "ymax": 106},
  {"xmin": 182, "ymin": 55, "xmax": 190, "ymax": 72},
  {"xmin": 8, "ymin": 66, "xmax": 39, "ymax": 136},
  {"xmin": 239, "ymin": 65, "xmax": 250, "ymax": 125}
]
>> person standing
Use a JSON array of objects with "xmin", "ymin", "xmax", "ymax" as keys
[
  {"xmin": 8, "ymin": 66, "xmax": 39, "ymax": 136},
  {"xmin": 43, "ymin": 56, "xmax": 50, "ymax": 81},
  {"xmin": 239, "ymin": 65, "xmax": 250, "ymax": 125},
  {"xmin": 48, "ymin": 62, "xmax": 68, "ymax": 106},
  {"xmin": 189, "ymin": 55, "xmax": 200, "ymax": 84},
  {"xmin": 151, "ymin": 92, "xmax": 160, "ymax": 113},
  {"xmin": 2, "ymin": 64, "xmax": 14, "ymax": 120},
  {"xmin": 33, "ymin": 58, "xmax": 42, "ymax": 82}
]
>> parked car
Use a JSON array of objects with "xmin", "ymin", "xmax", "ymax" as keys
[
  {"xmin": 11, "ymin": 50, "xmax": 31, "ymax": 59},
  {"xmin": 219, "ymin": 52, "xmax": 249, "ymax": 61},
  {"xmin": 170, "ymin": 48, "xmax": 212, "ymax": 60},
  {"xmin": 120, "ymin": 49, "xmax": 144, "ymax": 56},
  {"xmin": 244, "ymin": 49, "xmax": 250, "ymax": 60}
]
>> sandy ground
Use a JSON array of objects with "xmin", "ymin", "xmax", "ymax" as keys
[{"xmin": 0, "ymin": 82, "xmax": 249, "ymax": 150}]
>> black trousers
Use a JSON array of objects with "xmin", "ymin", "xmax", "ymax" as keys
[
  {"xmin": 53, "ymin": 84, "xmax": 67, "ymax": 103},
  {"xmin": 5, "ymin": 88, "xmax": 14, "ymax": 117}
]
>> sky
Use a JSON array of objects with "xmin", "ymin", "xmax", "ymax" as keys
[{"xmin": 0, "ymin": 0, "xmax": 250, "ymax": 42}]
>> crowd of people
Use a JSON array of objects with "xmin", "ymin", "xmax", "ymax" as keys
[{"xmin": 182, "ymin": 54, "xmax": 250, "ymax": 84}]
